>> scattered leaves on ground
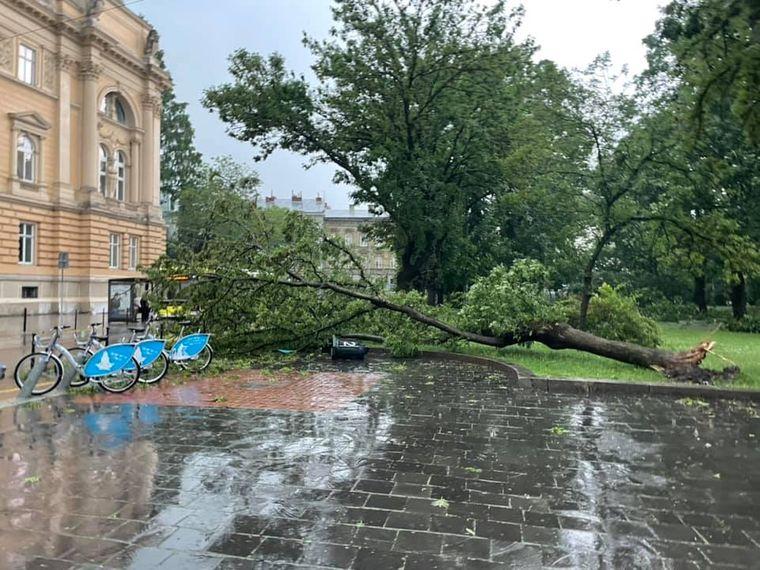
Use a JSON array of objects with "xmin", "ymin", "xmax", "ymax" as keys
[
  {"xmin": 432, "ymin": 498, "xmax": 449, "ymax": 509},
  {"xmin": 677, "ymin": 398, "xmax": 710, "ymax": 409}
]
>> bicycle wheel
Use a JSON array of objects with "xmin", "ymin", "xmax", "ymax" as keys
[
  {"xmin": 178, "ymin": 345, "xmax": 213, "ymax": 373},
  {"xmin": 139, "ymin": 351, "xmax": 169, "ymax": 384},
  {"xmin": 99, "ymin": 357, "xmax": 140, "ymax": 393},
  {"xmin": 14, "ymin": 353, "xmax": 63, "ymax": 396},
  {"xmin": 66, "ymin": 347, "xmax": 91, "ymax": 388}
]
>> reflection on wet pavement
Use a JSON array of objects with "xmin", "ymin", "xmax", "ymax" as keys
[{"xmin": 0, "ymin": 357, "xmax": 758, "ymax": 568}]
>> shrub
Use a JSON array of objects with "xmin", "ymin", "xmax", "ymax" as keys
[
  {"xmin": 562, "ymin": 284, "xmax": 662, "ymax": 347},
  {"xmin": 641, "ymin": 297, "xmax": 699, "ymax": 322},
  {"xmin": 727, "ymin": 315, "xmax": 760, "ymax": 333}
]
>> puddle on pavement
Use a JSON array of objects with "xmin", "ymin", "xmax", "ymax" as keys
[{"xmin": 0, "ymin": 356, "xmax": 758, "ymax": 568}]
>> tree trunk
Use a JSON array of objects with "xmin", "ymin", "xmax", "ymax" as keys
[
  {"xmin": 396, "ymin": 245, "xmax": 419, "ymax": 292},
  {"xmin": 693, "ymin": 275, "xmax": 708, "ymax": 314},
  {"xmin": 534, "ymin": 324, "xmax": 712, "ymax": 373},
  {"xmin": 578, "ymin": 236, "xmax": 609, "ymax": 330},
  {"xmin": 256, "ymin": 272, "xmax": 738, "ymax": 383},
  {"xmin": 578, "ymin": 268, "xmax": 594, "ymax": 330},
  {"xmin": 730, "ymin": 272, "xmax": 747, "ymax": 320}
]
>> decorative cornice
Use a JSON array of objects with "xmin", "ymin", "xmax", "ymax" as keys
[{"xmin": 4, "ymin": 0, "xmax": 173, "ymax": 90}]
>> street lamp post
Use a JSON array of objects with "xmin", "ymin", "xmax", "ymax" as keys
[{"xmin": 58, "ymin": 252, "xmax": 69, "ymax": 326}]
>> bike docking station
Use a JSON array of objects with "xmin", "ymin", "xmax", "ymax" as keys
[{"xmin": 15, "ymin": 316, "xmax": 214, "ymax": 401}]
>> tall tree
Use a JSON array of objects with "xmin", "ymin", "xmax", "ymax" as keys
[
  {"xmin": 160, "ymin": 88, "xmax": 203, "ymax": 216},
  {"xmin": 646, "ymin": 0, "xmax": 760, "ymax": 145},
  {"xmin": 203, "ymin": 0, "xmax": 536, "ymax": 302}
]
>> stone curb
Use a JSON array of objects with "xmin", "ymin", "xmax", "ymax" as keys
[{"xmin": 375, "ymin": 348, "xmax": 760, "ymax": 402}]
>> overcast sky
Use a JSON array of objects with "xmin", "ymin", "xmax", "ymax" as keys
[{"xmin": 138, "ymin": 0, "xmax": 666, "ymax": 208}]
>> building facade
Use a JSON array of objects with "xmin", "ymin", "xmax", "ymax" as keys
[
  {"xmin": 0, "ymin": 0, "xmax": 169, "ymax": 319},
  {"xmin": 257, "ymin": 194, "xmax": 397, "ymax": 286}
]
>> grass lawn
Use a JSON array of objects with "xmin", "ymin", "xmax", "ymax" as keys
[{"xmin": 451, "ymin": 323, "xmax": 760, "ymax": 389}]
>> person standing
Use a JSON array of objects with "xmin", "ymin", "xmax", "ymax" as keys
[{"xmin": 140, "ymin": 296, "xmax": 150, "ymax": 323}]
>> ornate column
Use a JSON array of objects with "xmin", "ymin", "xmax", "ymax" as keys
[
  {"xmin": 80, "ymin": 59, "xmax": 102, "ymax": 193},
  {"xmin": 141, "ymin": 94, "xmax": 161, "ymax": 207},
  {"xmin": 57, "ymin": 54, "xmax": 75, "ymax": 190},
  {"xmin": 129, "ymin": 135, "xmax": 142, "ymax": 203}
]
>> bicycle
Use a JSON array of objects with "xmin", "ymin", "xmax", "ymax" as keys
[
  {"xmin": 14, "ymin": 325, "xmax": 141, "ymax": 396},
  {"xmin": 134, "ymin": 314, "xmax": 213, "ymax": 373},
  {"xmin": 70, "ymin": 323, "xmax": 169, "ymax": 385}
]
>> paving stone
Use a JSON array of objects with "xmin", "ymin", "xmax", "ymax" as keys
[{"xmin": 0, "ymin": 356, "xmax": 757, "ymax": 568}]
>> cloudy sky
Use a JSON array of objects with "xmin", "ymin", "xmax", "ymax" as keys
[{"xmin": 137, "ymin": 0, "xmax": 666, "ymax": 207}]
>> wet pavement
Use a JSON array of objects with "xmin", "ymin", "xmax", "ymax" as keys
[{"xmin": 1, "ymin": 357, "xmax": 759, "ymax": 569}]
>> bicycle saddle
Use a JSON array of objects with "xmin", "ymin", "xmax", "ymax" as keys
[
  {"xmin": 177, "ymin": 320, "xmax": 194, "ymax": 326},
  {"xmin": 127, "ymin": 325, "xmax": 146, "ymax": 332}
]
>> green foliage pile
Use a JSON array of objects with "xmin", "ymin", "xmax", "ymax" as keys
[
  {"xmin": 459, "ymin": 261, "xmax": 559, "ymax": 340},
  {"xmin": 567, "ymin": 285, "xmax": 662, "ymax": 348}
]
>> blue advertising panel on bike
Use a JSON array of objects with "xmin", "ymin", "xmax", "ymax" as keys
[
  {"xmin": 82, "ymin": 344, "xmax": 136, "ymax": 378},
  {"xmin": 170, "ymin": 333, "xmax": 210, "ymax": 361},
  {"xmin": 123, "ymin": 339, "xmax": 166, "ymax": 371}
]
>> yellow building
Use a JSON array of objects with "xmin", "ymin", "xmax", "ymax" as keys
[
  {"xmin": 257, "ymin": 194, "xmax": 397, "ymax": 287},
  {"xmin": 0, "ymin": 0, "xmax": 169, "ymax": 320}
]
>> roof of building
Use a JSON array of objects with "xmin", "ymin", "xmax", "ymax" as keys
[
  {"xmin": 255, "ymin": 196, "xmax": 327, "ymax": 214},
  {"xmin": 325, "ymin": 209, "xmax": 388, "ymax": 220},
  {"xmin": 255, "ymin": 195, "xmax": 388, "ymax": 220}
]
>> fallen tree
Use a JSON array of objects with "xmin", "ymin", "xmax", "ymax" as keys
[{"xmin": 150, "ymin": 209, "xmax": 738, "ymax": 384}]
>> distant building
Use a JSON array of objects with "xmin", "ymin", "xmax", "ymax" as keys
[
  {"xmin": 0, "ymin": 0, "xmax": 170, "ymax": 319},
  {"xmin": 256, "ymin": 194, "xmax": 396, "ymax": 286}
]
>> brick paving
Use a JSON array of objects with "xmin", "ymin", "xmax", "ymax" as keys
[
  {"xmin": 0, "ymin": 357, "xmax": 758, "ymax": 568},
  {"xmin": 77, "ymin": 369, "xmax": 383, "ymax": 412}
]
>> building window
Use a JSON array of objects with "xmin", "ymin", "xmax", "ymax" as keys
[
  {"xmin": 128, "ymin": 236, "xmax": 139, "ymax": 270},
  {"xmin": 16, "ymin": 133, "xmax": 36, "ymax": 182},
  {"xmin": 345, "ymin": 234, "xmax": 353, "ymax": 245},
  {"xmin": 360, "ymin": 234, "xmax": 369, "ymax": 247},
  {"xmin": 18, "ymin": 223, "xmax": 35, "ymax": 264},
  {"xmin": 116, "ymin": 151, "xmax": 126, "ymax": 201},
  {"xmin": 99, "ymin": 145, "xmax": 108, "ymax": 195},
  {"xmin": 376, "ymin": 258, "xmax": 383, "ymax": 269},
  {"xmin": 17, "ymin": 44, "xmax": 36, "ymax": 85},
  {"xmin": 109, "ymin": 233, "xmax": 120, "ymax": 269},
  {"xmin": 101, "ymin": 93, "xmax": 129, "ymax": 125},
  {"xmin": 21, "ymin": 286, "xmax": 39, "ymax": 299}
]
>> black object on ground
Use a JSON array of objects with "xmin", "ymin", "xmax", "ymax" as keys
[{"xmin": 331, "ymin": 336, "xmax": 369, "ymax": 360}]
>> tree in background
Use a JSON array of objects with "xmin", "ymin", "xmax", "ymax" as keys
[
  {"xmin": 647, "ymin": 0, "xmax": 760, "ymax": 145},
  {"xmin": 203, "ymin": 0, "xmax": 540, "ymax": 303},
  {"xmin": 160, "ymin": 88, "xmax": 204, "ymax": 229},
  {"xmin": 642, "ymin": 1, "xmax": 760, "ymax": 318},
  {"xmin": 174, "ymin": 156, "xmax": 261, "ymax": 253}
]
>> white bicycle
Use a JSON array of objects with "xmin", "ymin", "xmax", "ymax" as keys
[{"xmin": 14, "ymin": 325, "xmax": 141, "ymax": 396}]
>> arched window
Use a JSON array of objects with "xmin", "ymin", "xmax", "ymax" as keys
[
  {"xmin": 99, "ymin": 145, "xmax": 109, "ymax": 195},
  {"xmin": 101, "ymin": 92, "xmax": 131, "ymax": 126},
  {"xmin": 16, "ymin": 133, "xmax": 36, "ymax": 182},
  {"xmin": 116, "ymin": 151, "xmax": 126, "ymax": 201}
]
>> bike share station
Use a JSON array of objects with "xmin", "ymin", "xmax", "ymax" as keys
[{"xmin": 15, "ymin": 282, "xmax": 214, "ymax": 399}]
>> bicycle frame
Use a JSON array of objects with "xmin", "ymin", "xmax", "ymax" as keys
[
  {"xmin": 39, "ymin": 328, "xmax": 138, "ymax": 382},
  {"xmin": 129, "ymin": 315, "xmax": 211, "ymax": 365}
]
